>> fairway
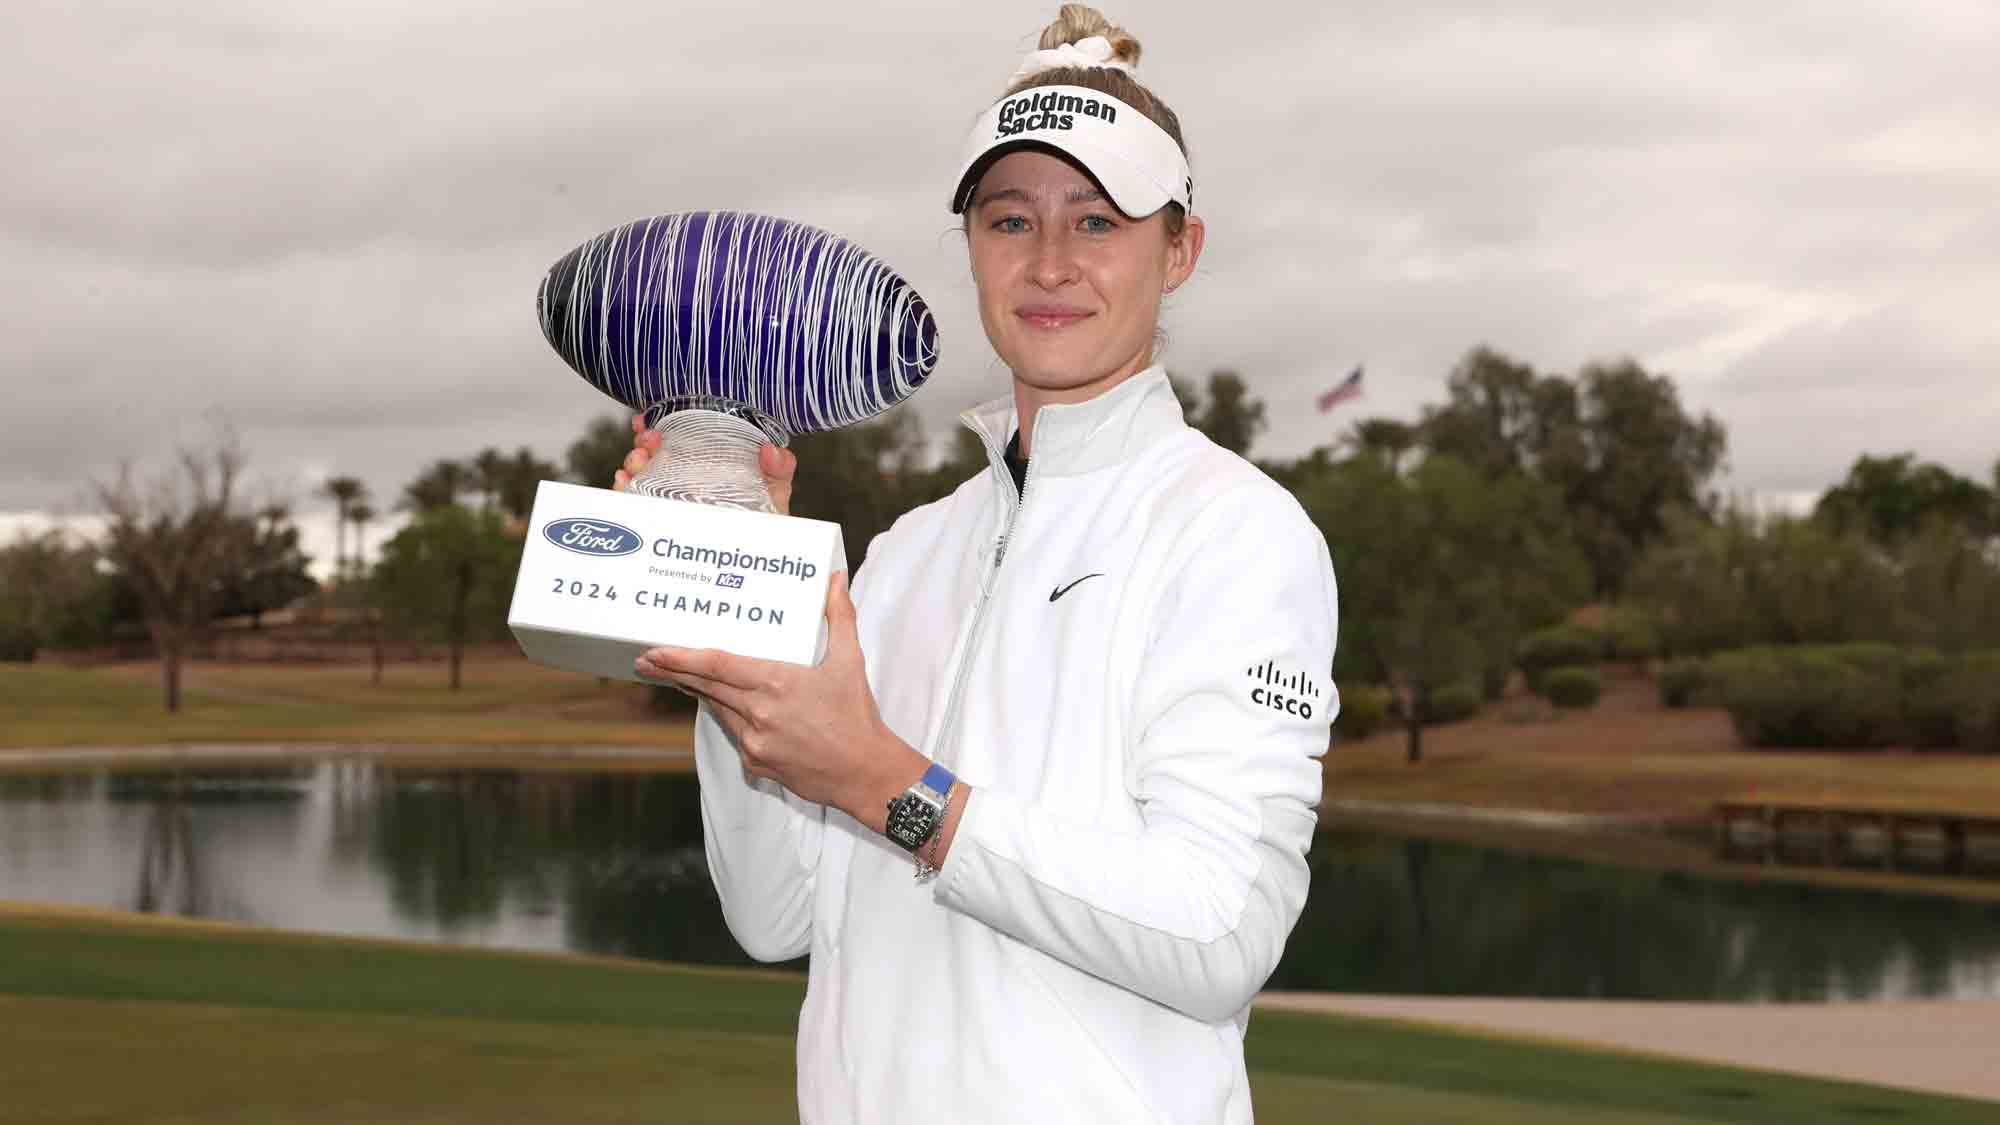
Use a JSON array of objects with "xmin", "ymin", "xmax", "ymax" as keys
[{"xmin": 1, "ymin": 907, "xmax": 1991, "ymax": 1123}]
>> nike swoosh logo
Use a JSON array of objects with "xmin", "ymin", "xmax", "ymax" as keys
[{"xmin": 1049, "ymin": 573, "xmax": 1105, "ymax": 602}]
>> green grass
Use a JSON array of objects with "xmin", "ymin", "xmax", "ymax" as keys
[
  {"xmin": 0, "ymin": 908, "xmax": 1990, "ymax": 1124},
  {"xmin": 0, "ymin": 662, "xmax": 692, "ymax": 750}
]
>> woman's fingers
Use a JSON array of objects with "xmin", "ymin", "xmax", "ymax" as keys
[{"xmin": 760, "ymin": 442, "xmax": 797, "ymax": 515}]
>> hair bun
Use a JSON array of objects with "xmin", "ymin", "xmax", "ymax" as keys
[{"xmin": 1038, "ymin": 4, "xmax": 1141, "ymax": 68}]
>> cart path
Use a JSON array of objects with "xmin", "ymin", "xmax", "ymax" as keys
[{"xmin": 1256, "ymin": 992, "xmax": 2000, "ymax": 1105}]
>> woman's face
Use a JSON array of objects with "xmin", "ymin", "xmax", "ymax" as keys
[{"xmin": 965, "ymin": 149, "xmax": 1203, "ymax": 402}]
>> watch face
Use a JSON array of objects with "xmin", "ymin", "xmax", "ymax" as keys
[{"xmin": 886, "ymin": 792, "xmax": 941, "ymax": 852}]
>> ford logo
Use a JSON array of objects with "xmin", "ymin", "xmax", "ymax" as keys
[{"xmin": 542, "ymin": 518, "xmax": 641, "ymax": 557}]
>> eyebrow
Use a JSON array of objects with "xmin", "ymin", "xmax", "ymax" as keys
[{"xmin": 973, "ymin": 186, "xmax": 1109, "ymax": 208}]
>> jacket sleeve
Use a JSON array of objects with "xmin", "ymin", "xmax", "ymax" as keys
[
  {"xmin": 694, "ymin": 699, "xmax": 823, "ymax": 962},
  {"xmin": 695, "ymin": 552, "xmax": 883, "ymax": 962},
  {"xmin": 932, "ymin": 491, "xmax": 1337, "ymax": 1023}
]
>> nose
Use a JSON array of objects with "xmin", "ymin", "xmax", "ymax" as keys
[{"xmin": 1028, "ymin": 227, "xmax": 1079, "ymax": 290}]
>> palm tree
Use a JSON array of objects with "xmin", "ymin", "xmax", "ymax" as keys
[
  {"xmin": 320, "ymin": 476, "xmax": 366, "ymax": 583},
  {"xmin": 348, "ymin": 502, "xmax": 384, "ymax": 684},
  {"xmin": 500, "ymin": 447, "xmax": 559, "ymax": 522},
  {"xmin": 348, "ymin": 503, "xmax": 376, "ymax": 576},
  {"xmin": 401, "ymin": 460, "xmax": 469, "ymax": 513},
  {"xmin": 471, "ymin": 447, "xmax": 507, "ymax": 511}
]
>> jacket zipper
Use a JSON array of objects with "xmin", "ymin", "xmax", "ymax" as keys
[{"xmin": 931, "ymin": 431, "xmax": 1036, "ymax": 766}]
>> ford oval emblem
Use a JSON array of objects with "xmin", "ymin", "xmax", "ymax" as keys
[{"xmin": 542, "ymin": 517, "xmax": 642, "ymax": 557}]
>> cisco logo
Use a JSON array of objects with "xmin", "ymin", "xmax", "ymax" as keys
[{"xmin": 542, "ymin": 518, "xmax": 641, "ymax": 558}]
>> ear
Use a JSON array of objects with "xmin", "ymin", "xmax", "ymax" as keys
[{"xmin": 1164, "ymin": 213, "xmax": 1206, "ymax": 292}]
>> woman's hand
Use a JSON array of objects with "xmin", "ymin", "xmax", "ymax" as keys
[
  {"xmin": 635, "ymin": 570, "xmax": 927, "ymax": 832},
  {"xmin": 612, "ymin": 412, "xmax": 798, "ymax": 515}
]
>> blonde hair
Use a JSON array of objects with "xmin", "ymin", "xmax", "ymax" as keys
[{"xmin": 1004, "ymin": 5, "xmax": 1189, "ymax": 233}]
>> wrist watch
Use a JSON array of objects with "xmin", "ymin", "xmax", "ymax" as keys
[{"xmin": 885, "ymin": 761, "xmax": 957, "ymax": 863}]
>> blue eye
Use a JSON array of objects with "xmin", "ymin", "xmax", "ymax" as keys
[
  {"xmin": 993, "ymin": 215, "xmax": 1030, "ymax": 233},
  {"xmin": 1081, "ymin": 214, "xmax": 1117, "ymax": 233}
]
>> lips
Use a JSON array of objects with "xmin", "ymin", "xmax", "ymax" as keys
[{"xmin": 1016, "ymin": 304, "xmax": 1093, "ymax": 330}]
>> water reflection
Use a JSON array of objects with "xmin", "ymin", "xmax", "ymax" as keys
[
  {"xmin": 1269, "ymin": 830, "xmax": 2000, "ymax": 1000},
  {"xmin": 2, "ymin": 762, "xmax": 1995, "ymax": 1000}
]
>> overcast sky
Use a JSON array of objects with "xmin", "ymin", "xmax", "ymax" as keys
[{"xmin": 4, "ymin": 0, "xmax": 1995, "ymax": 570}]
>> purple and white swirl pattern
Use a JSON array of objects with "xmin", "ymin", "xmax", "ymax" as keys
[{"xmin": 536, "ymin": 211, "xmax": 937, "ymax": 437}]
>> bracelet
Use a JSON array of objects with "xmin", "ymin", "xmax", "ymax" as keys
[{"xmin": 915, "ymin": 782, "xmax": 957, "ymax": 883}]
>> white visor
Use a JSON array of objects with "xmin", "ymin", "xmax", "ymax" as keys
[{"xmin": 950, "ymin": 85, "xmax": 1192, "ymax": 219}]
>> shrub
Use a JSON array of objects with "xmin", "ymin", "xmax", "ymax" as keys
[
  {"xmin": 1518, "ymin": 625, "xmax": 1601, "ymax": 692},
  {"xmin": 1600, "ymin": 608, "xmax": 1660, "ymax": 662},
  {"xmin": 1956, "ymin": 654, "xmax": 2000, "ymax": 753},
  {"xmin": 1422, "ymin": 680, "xmax": 1482, "ymax": 725},
  {"xmin": 1334, "ymin": 683, "xmax": 1390, "ymax": 742},
  {"xmin": 1716, "ymin": 648, "xmax": 1901, "ymax": 749},
  {"xmin": 1657, "ymin": 657, "xmax": 1709, "ymax": 709},
  {"xmin": 1900, "ymin": 648, "xmax": 1958, "ymax": 748},
  {"xmin": 1542, "ymin": 666, "xmax": 1602, "ymax": 709}
]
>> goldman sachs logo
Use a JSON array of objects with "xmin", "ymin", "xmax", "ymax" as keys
[
  {"xmin": 542, "ymin": 518, "xmax": 642, "ymax": 558},
  {"xmin": 995, "ymin": 90, "xmax": 1119, "ymax": 136}
]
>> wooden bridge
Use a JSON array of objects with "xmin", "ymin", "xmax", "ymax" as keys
[{"xmin": 1714, "ymin": 799, "xmax": 2000, "ymax": 878}]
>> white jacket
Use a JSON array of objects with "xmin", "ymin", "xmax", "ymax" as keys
[{"xmin": 694, "ymin": 366, "xmax": 1339, "ymax": 1124}]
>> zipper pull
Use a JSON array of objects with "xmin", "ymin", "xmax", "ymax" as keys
[{"xmin": 993, "ymin": 536, "xmax": 1008, "ymax": 568}]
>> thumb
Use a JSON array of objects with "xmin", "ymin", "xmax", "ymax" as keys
[{"xmin": 826, "ymin": 569, "xmax": 860, "ymax": 644}]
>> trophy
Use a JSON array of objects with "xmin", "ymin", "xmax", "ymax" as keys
[{"xmin": 507, "ymin": 211, "xmax": 938, "ymax": 678}]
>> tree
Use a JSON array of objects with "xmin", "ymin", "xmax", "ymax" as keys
[
  {"xmin": 1171, "ymin": 370, "xmax": 1267, "ymax": 456},
  {"xmin": 401, "ymin": 460, "xmax": 470, "ymax": 513},
  {"xmin": 94, "ymin": 440, "xmax": 255, "ymax": 711},
  {"xmin": 1814, "ymin": 453, "xmax": 1995, "ymax": 547},
  {"xmin": 470, "ymin": 448, "xmax": 508, "ymax": 511},
  {"xmin": 213, "ymin": 504, "xmax": 317, "ymax": 627},
  {"xmin": 1562, "ymin": 360, "xmax": 1728, "ymax": 598},
  {"xmin": 788, "ymin": 410, "xmax": 932, "ymax": 572},
  {"xmin": 1420, "ymin": 349, "xmax": 1726, "ymax": 598},
  {"xmin": 320, "ymin": 476, "xmax": 366, "ymax": 582},
  {"xmin": 498, "ymin": 447, "xmax": 561, "ymax": 522},
  {"xmin": 1188, "ymin": 370, "xmax": 1266, "ymax": 456},
  {"xmin": 1627, "ymin": 505, "xmax": 1902, "ymax": 655},
  {"xmin": 0, "ymin": 530, "xmax": 111, "ymax": 660},
  {"xmin": 348, "ymin": 502, "xmax": 386, "ymax": 684},
  {"xmin": 1298, "ymin": 454, "xmax": 1586, "ymax": 762},
  {"xmin": 372, "ymin": 505, "xmax": 521, "ymax": 690},
  {"xmin": 566, "ymin": 414, "xmax": 635, "ymax": 491},
  {"xmin": 1418, "ymin": 348, "xmax": 1567, "ymax": 478},
  {"xmin": 1342, "ymin": 418, "xmax": 1418, "ymax": 472}
]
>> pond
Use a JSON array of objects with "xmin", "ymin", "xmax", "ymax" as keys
[{"xmin": 4, "ymin": 760, "xmax": 1997, "ymax": 1002}]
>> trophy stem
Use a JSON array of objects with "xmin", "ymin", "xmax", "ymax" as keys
[{"xmin": 629, "ymin": 407, "xmax": 783, "ymax": 513}]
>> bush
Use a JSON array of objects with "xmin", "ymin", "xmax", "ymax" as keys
[
  {"xmin": 1334, "ymin": 683, "xmax": 1390, "ymax": 742},
  {"xmin": 1900, "ymin": 648, "xmax": 1957, "ymax": 748},
  {"xmin": 1657, "ymin": 657, "xmax": 1709, "ymax": 709},
  {"xmin": 0, "ymin": 625, "xmax": 35, "ymax": 663},
  {"xmin": 1518, "ymin": 625, "xmax": 1601, "ymax": 692},
  {"xmin": 1956, "ymin": 654, "xmax": 2000, "ymax": 753},
  {"xmin": 1600, "ymin": 608, "xmax": 1659, "ymax": 662},
  {"xmin": 1716, "ymin": 648, "xmax": 1901, "ymax": 749},
  {"xmin": 1422, "ymin": 680, "xmax": 1482, "ymax": 725},
  {"xmin": 1543, "ymin": 666, "xmax": 1602, "ymax": 709}
]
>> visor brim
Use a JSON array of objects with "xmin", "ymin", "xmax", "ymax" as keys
[{"xmin": 950, "ymin": 135, "xmax": 1177, "ymax": 220}]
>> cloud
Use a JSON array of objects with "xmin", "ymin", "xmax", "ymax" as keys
[{"xmin": 1, "ymin": 0, "xmax": 1995, "ymax": 541}]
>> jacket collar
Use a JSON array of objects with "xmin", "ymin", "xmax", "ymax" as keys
[{"xmin": 959, "ymin": 365, "xmax": 1187, "ymax": 483}]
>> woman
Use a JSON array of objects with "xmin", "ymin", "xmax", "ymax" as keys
[{"xmin": 628, "ymin": 7, "xmax": 1339, "ymax": 1122}]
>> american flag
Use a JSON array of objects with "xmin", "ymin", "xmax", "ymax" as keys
[{"xmin": 1316, "ymin": 366, "xmax": 1364, "ymax": 413}]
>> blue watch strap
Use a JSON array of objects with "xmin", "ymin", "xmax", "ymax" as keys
[{"xmin": 921, "ymin": 761, "xmax": 956, "ymax": 797}]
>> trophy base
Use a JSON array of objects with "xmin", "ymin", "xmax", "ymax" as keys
[
  {"xmin": 508, "ymin": 480, "xmax": 845, "ymax": 677},
  {"xmin": 628, "ymin": 403, "xmax": 786, "ymax": 513}
]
